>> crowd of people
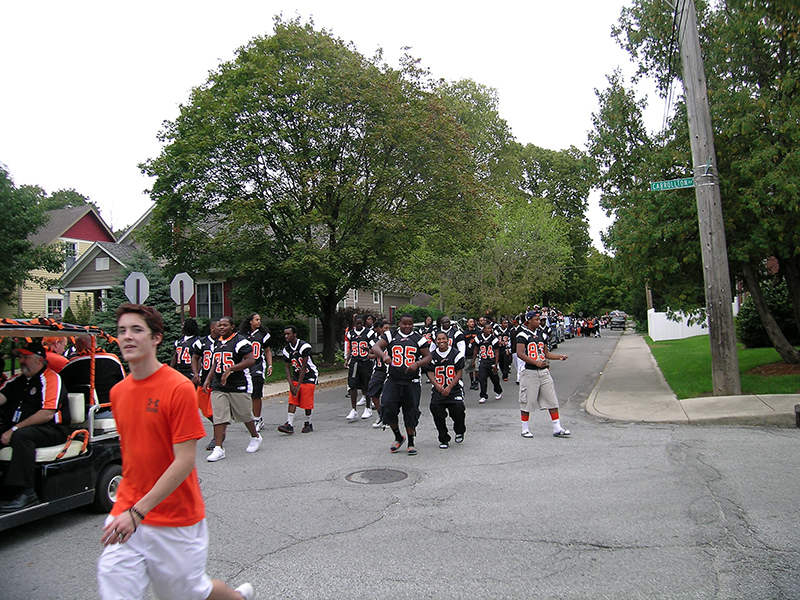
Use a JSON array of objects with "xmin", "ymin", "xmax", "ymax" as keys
[{"xmin": 0, "ymin": 301, "xmax": 599, "ymax": 600}]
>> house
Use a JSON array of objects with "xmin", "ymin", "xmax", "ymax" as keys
[{"xmin": 0, "ymin": 205, "xmax": 116, "ymax": 319}]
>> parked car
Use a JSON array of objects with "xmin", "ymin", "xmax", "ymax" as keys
[
  {"xmin": 0, "ymin": 319, "xmax": 122, "ymax": 532},
  {"xmin": 610, "ymin": 316, "xmax": 627, "ymax": 331}
]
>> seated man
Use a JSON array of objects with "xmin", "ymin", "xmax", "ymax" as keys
[
  {"xmin": 0, "ymin": 342, "xmax": 71, "ymax": 512},
  {"xmin": 60, "ymin": 335, "xmax": 126, "ymax": 406}
]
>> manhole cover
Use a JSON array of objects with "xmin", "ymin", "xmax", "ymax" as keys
[{"xmin": 346, "ymin": 469, "xmax": 408, "ymax": 484}]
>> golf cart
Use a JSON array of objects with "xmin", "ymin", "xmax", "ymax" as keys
[{"xmin": 0, "ymin": 318, "xmax": 122, "ymax": 532}]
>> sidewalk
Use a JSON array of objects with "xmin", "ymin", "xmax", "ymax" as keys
[{"xmin": 585, "ymin": 331, "xmax": 800, "ymax": 427}]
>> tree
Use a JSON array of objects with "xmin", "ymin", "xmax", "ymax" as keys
[
  {"xmin": 0, "ymin": 165, "xmax": 65, "ymax": 301},
  {"xmin": 141, "ymin": 18, "xmax": 480, "ymax": 362},
  {"xmin": 611, "ymin": 0, "xmax": 800, "ymax": 362}
]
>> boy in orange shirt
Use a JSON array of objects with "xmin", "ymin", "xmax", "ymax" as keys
[{"xmin": 96, "ymin": 303, "xmax": 253, "ymax": 600}]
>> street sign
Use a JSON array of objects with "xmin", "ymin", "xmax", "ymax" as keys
[
  {"xmin": 650, "ymin": 177, "xmax": 695, "ymax": 191},
  {"xmin": 170, "ymin": 273, "xmax": 194, "ymax": 305},
  {"xmin": 124, "ymin": 272, "xmax": 150, "ymax": 304}
]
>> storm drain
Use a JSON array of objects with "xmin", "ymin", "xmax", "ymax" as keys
[{"xmin": 346, "ymin": 469, "xmax": 408, "ymax": 484}]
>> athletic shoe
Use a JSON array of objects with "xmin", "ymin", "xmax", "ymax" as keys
[
  {"xmin": 503, "ymin": 377, "xmax": 508, "ymax": 381},
  {"xmin": 439, "ymin": 442, "xmax": 449, "ymax": 449},
  {"xmin": 253, "ymin": 417, "xmax": 264, "ymax": 432},
  {"xmin": 454, "ymin": 434, "xmax": 464, "ymax": 444},
  {"xmin": 361, "ymin": 407, "xmax": 373, "ymax": 420},
  {"xmin": 479, "ymin": 397, "xmax": 487, "ymax": 404},
  {"xmin": 346, "ymin": 408, "xmax": 359, "ymax": 421},
  {"xmin": 205, "ymin": 438, "xmax": 216, "ymax": 451},
  {"xmin": 553, "ymin": 429, "xmax": 571, "ymax": 438},
  {"xmin": 495, "ymin": 393, "xmax": 502, "ymax": 401},
  {"xmin": 277, "ymin": 422, "xmax": 294, "ymax": 434},
  {"xmin": 521, "ymin": 431, "xmax": 534, "ymax": 438},
  {"xmin": 301, "ymin": 421, "xmax": 313, "ymax": 433},
  {"xmin": 235, "ymin": 582, "xmax": 255, "ymax": 600},
  {"xmin": 207, "ymin": 447, "xmax": 226, "ymax": 462},
  {"xmin": 356, "ymin": 395, "xmax": 366, "ymax": 406},
  {"xmin": 246, "ymin": 434, "xmax": 263, "ymax": 453},
  {"xmin": 372, "ymin": 418, "xmax": 384, "ymax": 429}
]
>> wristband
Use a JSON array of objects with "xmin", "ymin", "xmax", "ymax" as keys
[{"xmin": 11, "ymin": 426, "xmax": 18, "ymax": 432}]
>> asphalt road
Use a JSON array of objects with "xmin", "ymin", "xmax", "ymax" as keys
[{"xmin": 1, "ymin": 330, "xmax": 798, "ymax": 600}]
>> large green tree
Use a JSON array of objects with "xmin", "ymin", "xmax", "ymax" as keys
[
  {"xmin": 610, "ymin": 0, "xmax": 800, "ymax": 362},
  {"xmin": 0, "ymin": 165, "xmax": 66, "ymax": 302},
  {"xmin": 141, "ymin": 18, "xmax": 480, "ymax": 362}
]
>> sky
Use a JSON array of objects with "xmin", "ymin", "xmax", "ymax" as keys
[{"xmin": 1, "ymin": 1, "xmax": 661, "ymax": 248}]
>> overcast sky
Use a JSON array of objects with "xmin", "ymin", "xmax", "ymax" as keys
[{"xmin": 1, "ymin": 1, "xmax": 661, "ymax": 248}]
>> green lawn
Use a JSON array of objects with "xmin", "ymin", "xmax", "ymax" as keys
[{"xmin": 646, "ymin": 335, "xmax": 800, "ymax": 398}]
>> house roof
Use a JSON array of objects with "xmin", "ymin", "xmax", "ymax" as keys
[
  {"xmin": 117, "ymin": 204, "xmax": 153, "ymax": 245},
  {"xmin": 30, "ymin": 205, "xmax": 115, "ymax": 245},
  {"xmin": 61, "ymin": 240, "xmax": 141, "ymax": 288}
]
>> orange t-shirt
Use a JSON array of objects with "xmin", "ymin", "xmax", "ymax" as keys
[{"xmin": 110, "ymin": 365, "xmax": 206, "ymax": 527}]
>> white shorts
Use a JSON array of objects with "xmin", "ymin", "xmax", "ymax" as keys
[
  {"xmin": 97, "ymin": 516, "xmax": 213, "ymax": 600},
  {"xmin": 518, "ymin": 368, "xmax": 559, "ymax": 412}
]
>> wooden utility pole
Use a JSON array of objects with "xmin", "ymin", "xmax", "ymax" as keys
[{"xmin": 677, "ymin": 0, "xmax": 741, "ymax": 395}]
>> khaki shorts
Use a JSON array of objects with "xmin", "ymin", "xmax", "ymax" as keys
[
  {"xmin": 518, "ymin": 368, "xmax": 559, "ymax": 412},
  {"xmin": 210, "ymin": 390, "xmax": 254, "ymax": 424}
]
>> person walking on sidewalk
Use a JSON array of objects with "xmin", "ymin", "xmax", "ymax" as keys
[
  {"xmin": 371, "ymin": 314, "xmax": 432, "ymax": 455},
  {"xmin": 426, "ymin": 331, "xmax": 466, "ymax": 449},
  {"xmin": 97, "ymin": 303, "xmax": 254, "ymax": 600},
  {"xmin": 203, "ymin": 317, "xmax": 262, "ymax": 462},
  {"xmin": 473, "ymin": 322, "xmax": 503, "ymax": 404},
  {"xmin": 277, "ymin": 325, "xmax": 318, "ymax": 435},
  {"xmin": 515, "ymin": 310, "xmax": 570, "ymax": 439}
]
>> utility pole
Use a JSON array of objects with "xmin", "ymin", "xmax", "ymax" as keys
[{"xmin": 677, "ymin": 0, "xmax": 741, "ymax": 395}]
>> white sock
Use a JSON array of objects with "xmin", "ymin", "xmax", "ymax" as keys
[
  {"xmin": 521, "ymin": 421, "xmax": 530, "ymax": 433},
  {"xmin": 552, "ymin": 418, "xmax": 561, "ymax": 432},
  {"xmin": 287, "ymin": 413, "xmax": 295, "ymax": 426}
]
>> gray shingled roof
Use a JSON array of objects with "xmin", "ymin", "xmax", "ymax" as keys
[{"xmin": 30, "ymin": 205, "xmax": 115, "ymax": 245}]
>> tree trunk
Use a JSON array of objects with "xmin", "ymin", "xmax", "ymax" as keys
[
  {"xmin": 319, "ymin": 293, "xmax": 339, "ymax": 365},
  {"xmin": 741, "ymin": 261, "xmax": 800, "ymax": 364},
  {"xmin": 780, "ymin": 256, "xmax": 800, "ymax": 338}
]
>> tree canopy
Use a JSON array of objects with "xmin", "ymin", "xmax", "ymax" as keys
[
  {"xmin": 141, "ymin": 18, "xmax": 482, "ymax": 361},
  {"xmin": 594, "ymin": 0, "xmax": 800, "ymax": 361},
  {"xmin": 0, "ymin": 165, "xmax": 66, "ymax": 301}
]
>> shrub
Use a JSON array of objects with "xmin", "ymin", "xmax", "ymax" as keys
[{"xmin": 735, "ymin": 279, "xmax": 800, "ymax": 348}]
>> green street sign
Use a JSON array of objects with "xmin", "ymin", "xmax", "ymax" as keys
[{"xmin": 650, "ymin": 177, "xmax": 695, "ymax": 191}]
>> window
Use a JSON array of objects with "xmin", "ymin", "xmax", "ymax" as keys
[
  {"xmin": 95, "ymin": 257, "xmax": 109, "ymax": 271},
  {"xmin": 353, "ymin": 290, "xmax": 359, "ymax": 303},
  {"xmin": 196, "ymin": 282, "xmax": 224, "ymax": 319},
  {"xmin": 47, "ymin": 297, "xmax": 63, "ymax": 320},
  {"xmin": 64, "ymin": 242, "xmax": 78, "ymax": 270},
  {"xmin": 372, "ymin": 291, "xmax": 380, "ymax": 304}
]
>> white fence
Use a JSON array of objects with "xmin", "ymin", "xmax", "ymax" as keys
[{"xmin": 647, "ymin": 301, "xmax": 740, "ymax": 342}]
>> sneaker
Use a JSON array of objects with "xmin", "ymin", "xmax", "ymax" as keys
[
  {"xmin": 372, "ymin": 418, "xmax": 384, "ymax": 429},
  {"xmin": 301, "ymin": 421, "xmax": 313, "ymax": 433},
  {"xmin": 234, "ymin": 582, "xmax": 255, "ymax": 600},
  {"xmin": 277, "ymin": 422, "xmax": 294, "ymax": 434},
  {"xmin": 253, "ymin": 417, "xmax": 264, "ymax": 432},
  {"xmin": 207, "ymin": 446, "xmax": 226, "ymax": 462},
  {"xmin": 439, "ymin": 442, "xmax": 449, "ymax": 449},
  {"xmin": 356, "ymin": 395, "xmax": 366, "ymax": 406},
  {"xmin": 246, "ymin": 434, "xmax": 263, "ymax": 453},
  {"xmin": 495, "ymin": 393, "xmax": 502, "ymax": 401},
  {"xmin": 454, "ymin": 434, "xmax": 464, "ymax": 444},
  {"xmin": 361, "ymin": 407, "xmax": 373, "ymax": 420},
  {"xmin": 346, "ymin": 408, "xmax": 359, "ymax": 421},
  {"xmin": 553, "ymin": 429, "xmax": 571, "ymax": 438},
  {"xmin": 205, "ymin": 438, "xmax": 216, "ymax": 451},
  {"xmin": 521, "ymin": 431, "xmax": 534, "ymax": 438},
  {"xmin": 479, "ymin": 397, "xmax": 487, "ymax": 404}
]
